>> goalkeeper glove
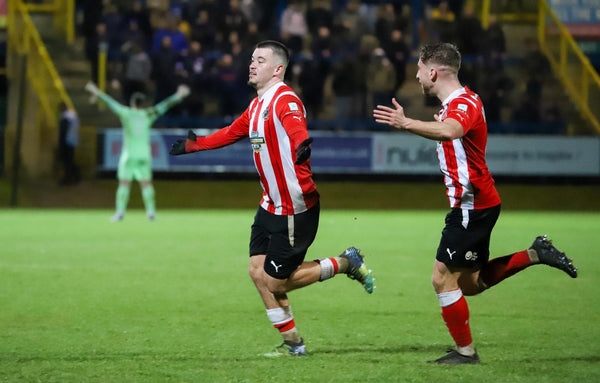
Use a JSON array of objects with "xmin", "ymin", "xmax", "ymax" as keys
[
  {"xmin": 170, "ymin": 130, "xmax": 198, "ymax": 155},
  {"xmin": 295, "ymin": 137, "xmax": 313, "ymax": 165}
]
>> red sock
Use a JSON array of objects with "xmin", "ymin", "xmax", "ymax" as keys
[
  {"xmin": 273, "ymin": 318, "xmax": 296, "ymax": 333},
  {"xmin": 479, "ymin": 250, "xmax": 532, "ymax": 288},
  {"xmin": 441, "ymin": 295, "xmax": 472, "ymax": 347}
]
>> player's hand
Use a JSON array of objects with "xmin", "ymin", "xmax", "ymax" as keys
[
  {"xmin": 295, "ymin": 137, "xmax": 313, "ymax": 165},
  {"xmin": 175, "ymin": 85, "xmax": 191, "ymax": 99},
  {"xmin": 170, "ymin": 130, "xmax": 198, "ymax": 155},
  {"xmin": 84, "ymin": 82, "xmax": 99, "ymax": 95}
]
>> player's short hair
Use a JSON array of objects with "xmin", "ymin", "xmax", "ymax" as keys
[
  {"xmin": 255, "ymin": 40, "xmax": 290, "ymax": 67},
  {"xmin": 419, "ymin": 42, "xmax": 461, "ymax": 73},
  {"xmin": 130, "ymin": 92, "xmax": 147, "ymax": 108}
]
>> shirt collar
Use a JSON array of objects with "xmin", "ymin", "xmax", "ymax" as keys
[{"xmin": 442, "ymin": 87, "xmax": 467, "ymax": 106}]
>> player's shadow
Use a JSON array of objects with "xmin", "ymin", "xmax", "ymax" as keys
[{"xmin": 310, "ymin": 344, "xmax": 442, "ymax": 355}]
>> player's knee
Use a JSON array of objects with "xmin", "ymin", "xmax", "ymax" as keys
[
  {"xmin": 431, "ymin": 274, "xmax": 445, "ymax": 293},
  {"xmin": 266, "ymin": 279, "xmax": 287, "ymax": 295},
  {"xmin": 248, "ymin": 263, "xmax": 262, "ymax": 282}
]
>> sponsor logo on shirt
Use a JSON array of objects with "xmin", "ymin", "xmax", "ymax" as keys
[{"xmin": 250, "ymin": 131, "xmax": 265, "ymax": 152}]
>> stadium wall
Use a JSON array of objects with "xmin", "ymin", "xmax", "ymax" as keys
[{"xmin": 97, "ymin": 129, "xmax": 600, "ymax": 178}]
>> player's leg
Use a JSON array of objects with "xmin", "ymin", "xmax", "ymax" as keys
[
  {"xmin": 113, "ymin": 158, "xmax": 133, "ymax": 221},
  {"xmin": 284, "ymin": 205, "xmax": 375, "ymax": 293},
  {"xmin": 248, "ymin": 208, "xmax": 306, "ymax": 356},
  {"xmin": 479, "ymin": 235, "xmax": 577, "ymax": 289},
  {"xmin": 113, "ymin": 180, "xmax": 131, "ymax": 221},
  {"xmin": 431, "ymin": 261, "xmax": 480, "ymax": 364},
  {"xmin": 136, "ymin": 160, "xmax": 156, "ymax": 221},
  {"xmin": 140, "ymin": 180, "xmax": 156, "ymax": 220},
  {"xmin": 429, "ymin": 207, "xmax": 498, "ymax": 364},
  {"xmin": 249, "ymin": 254, "xmax": 306, "ymax": 356}
]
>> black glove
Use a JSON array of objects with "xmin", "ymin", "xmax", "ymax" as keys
[
  {"xmin": 295, "ymin": 137, "xmax": 313, "ymax": 165},
  {"xmin": 170, "ymin": 130, "xmax": 198, "ymax": 155}
]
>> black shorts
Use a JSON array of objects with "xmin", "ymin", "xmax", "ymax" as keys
[
  {"xmin": 436, "ymin": 204, "xmax": 501, "ymax": 269},
  {"xmin": 249, "ymin": 203, "xmax": 320, "ymax": 279}
]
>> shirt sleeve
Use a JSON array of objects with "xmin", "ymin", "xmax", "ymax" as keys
[
  {"xmin": 443, "ymin": 99, "xmax": 474, "ymax": 134},
  {"xmin": 96, "ymin": 92, "xmax": 128, "ymax": 117},
  {"xmin": 194, "ymin": 107, "xmax": 251, "ymax": 150},
  {"xmin": 276, "ymin": 94, "xmax": 309, "ymax": 149},
  {"xmin": 150, "ymin": 93, "xmax": 183, "ymax": 121}
]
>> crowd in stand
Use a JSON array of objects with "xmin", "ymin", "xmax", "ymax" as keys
[{"xmin": 78, "ymin": 0, "xmax": 564, "ymax": 133}]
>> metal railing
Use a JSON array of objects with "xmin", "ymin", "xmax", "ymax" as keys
[
  {"xmin": 22, "ymin": 0, "xmax": 74, "ymax": 44},
  {"xmin": 537, "ymin": 0, "xmax": 600, "ymax": 134},
  {"xmin": 8, "ymin": 0, "xmax": 74, "ymax": 119},
  {"xmin": 5, "ymin": 0, "xmax": 76, "ymax": 179}
]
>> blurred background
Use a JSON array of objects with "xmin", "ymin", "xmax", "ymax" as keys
[{"xmin": 1, "ymin": 0, "xmax": 599, "ymax": 209}]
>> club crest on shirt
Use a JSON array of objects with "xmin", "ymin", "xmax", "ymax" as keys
[
  {"xmin": 262, "ymin": 108, "xmax": 269, "ymax": 121},
  {"xmin": 250, "ymin": 130, "xmax": 265, "ymax": 152}
]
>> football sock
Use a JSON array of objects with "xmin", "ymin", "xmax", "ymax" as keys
[
  {"xmin": 141, "ymin": 184, "xmax": 156, "ymax": 215},
  {"xmin": 116, "ymin": 184, "xmax": 130, "ymax": 213},
  {"xmin": 438, "ymin": 289, "xmax": 474, "ymax": 352},
  {"xmin": 479, "ymin": 250, "xmax": 532, "ymax": 288},
  {"xmin": 317, "ymin": 257, "xmax": 339, "ymax": 281},
  {"xmin": 267, "ymin": 307, "xmax": 301, "ymax": 343}
]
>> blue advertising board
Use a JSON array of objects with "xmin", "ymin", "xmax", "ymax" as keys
[{"xmin": 99, "ymin": 129, "xmax": 600, "ymax": 177}]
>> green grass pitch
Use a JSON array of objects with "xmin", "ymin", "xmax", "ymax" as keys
[{"xmin": 1, "ymin": 209, "xmax": 599, "ymax": 382}]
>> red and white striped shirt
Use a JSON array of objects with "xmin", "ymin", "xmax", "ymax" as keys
[
  {"xmin": 194, "ymin": 82, "xmax": 319, "ymax": 215},
  {"xmin": 437, "ymin": 87, "xmax": 501, "ymax": 209}
]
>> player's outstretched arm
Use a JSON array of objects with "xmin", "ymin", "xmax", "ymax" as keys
[
  {"xmin": 84, "ymin": 82, "xmax": 100, "ymax": 96},
  {"xmin": 295, "ymin": 137, "xmax": 313, "ymax": 165},
  {"xmin": 170, "ymin": 129, "xmax": 199, "ymax": 155},
  {"xmin": 84, "ymin": 82, "xmax": 124, "ymax": 113}
]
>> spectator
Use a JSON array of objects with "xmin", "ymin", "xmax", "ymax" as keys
[
  {"xmin": 151, "ymin": 12, "xmax": 189, "ymax": 53},
  {"xmin": 122, "ymin": 41, "xmax": 152, "ymax": 104},
  {"xmin": 190, "ymin": 8, "xmax": 219, "ymax": 51},
  {"xmin": 332, "ymin": 58, "xmax": 359, "ymax": 126},
  {"xmin": 299, "ymin": 53, "xmax": 330, "ymax": 120},
  {"xmin": 85, "ymin": 21, "xmax": 108, "ymax": 84},
  {"xmin": 334, "ymin": 0, "xmax": 371, "ymax": 45},
  {"xmin": 103, "ymin": 4, "xmax": 125, "ymax": 61},
  {"xmin": 306, "ymin": 0, "xmax": 334, "ymax": 36},
  {"xmin": 279, "ymin": 0, "xmax": 308, "ymax": 55},
  {"xmin": 220, "ymin": 0, "xmax": 249, "ymax": 39},
  {"xmin": 351, "ymin": 35, "xmax": 378, "ymax": 120},
  {"xmin": 521, "ymin": 37, "xmax": 551, "ymax": 105},
  {"xmin": 121, "ymin": 19, "xmax": 147, "ymax": 52},
  {"xmin": 374, "ymin": 3, "xmax": 400, "ymax": 47},
  {"xmin": 124, "ymin": 0, "xmax": 153, "ymax": 49},
  {"xmin": 480, "ymin": 61, "xmax": 513, "ymax": 123},
  {"xmin": 242, "ymin": 21, "xmax": 266, "ymax": 48},
  {"xmin": 383, "ymin": 28, "xmax": 410, "ymax": 91},
  {"xmin": 455, "ymin": 4, "xmax": 484, "ymax": 56},
  {"xmin": 238, "ymin": 0, "xmax": 261, "ymax": 26},
  {"xmin": 57, "ymin": 103, "xmax": 81, "ymax": 185},
  {"xmin": 254, "ymin": 0, "xmax": 279, "ymax": 36},
  {"xmin": 213, "ymin": 53, "xmax": 248, "ymax": 117},
  {"xmin": 313, "ymin": 24, "xmax": 335, "ymax": 56},
  {"xmin": 80, "ymin": 0, "xmax": 103, "ymax": 53},
  {"xmin": 484, "ymin": 14, "xmax": 506, "ymax": 62},
  {"xmin": 366, "ymin": 47, "xmax": 396, "ymax": 115},
  {"xmin": 176, "ymin": 41, "xmax": 209, "ymax": 116},
  {"xmin": 428, "ymin": 0, "xmax": 456, "ymax": 43},
  {"xmin": 151, "ymin": 35, "xmax": 179, "ymax": 105}
]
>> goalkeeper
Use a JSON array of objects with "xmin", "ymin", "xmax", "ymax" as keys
[{"xmin": 85, "ymin": 82, "xmax": 190, "ymax": 221}]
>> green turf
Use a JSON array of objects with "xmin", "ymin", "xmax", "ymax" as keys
[{"xmin": 1, "ymin": 209, "xmax": 598, "ymax": 382}]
